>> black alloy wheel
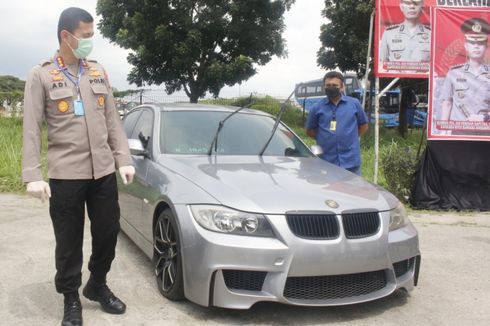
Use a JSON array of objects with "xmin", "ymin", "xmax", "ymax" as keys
[{"xmin": 153, "ymin": 208, "xmax": 185, "ymax": 300}]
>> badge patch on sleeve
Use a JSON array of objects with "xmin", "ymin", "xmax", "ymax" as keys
[{"xmin": 58, "ymin": 100, "xmax": 69, "ymax": 113}]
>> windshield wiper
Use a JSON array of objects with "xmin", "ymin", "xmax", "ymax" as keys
[
  {"xmin": 208, "ymin": 94, "xmax": 254, "ymax": 155},
  {"xmin": 259, "ymin": 89, "xmax": 296, "ymax": 156}
]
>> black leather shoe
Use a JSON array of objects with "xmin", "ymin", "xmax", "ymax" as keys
[
  {"xmin": 82, "ymin": 281, "xmax": 126, "ymax": 314},
  {"xmin": 62, "ymin": 293, "xmax": 82, "ymax": 326}
]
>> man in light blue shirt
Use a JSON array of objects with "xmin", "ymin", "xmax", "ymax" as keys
[{"xmin": 306, "ymin": 71, "xmax": 369, "ymax": 175}]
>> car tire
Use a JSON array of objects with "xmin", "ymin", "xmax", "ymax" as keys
[{"xmin": 153, "ymin": 208, "xmax": 185, "ymax": 300}]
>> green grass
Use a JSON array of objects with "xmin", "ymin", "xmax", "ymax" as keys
[
  {"xmin": 0, "ymin": 116, "xmax": 47, "ymax": 192},
  {"xmin": 0, "ymin": 96, "xmax": 425, "ymax": 194}
]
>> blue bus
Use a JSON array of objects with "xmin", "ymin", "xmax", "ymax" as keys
[
  {"xmin": 294, "ymin": 73, "xmax": 363, "ymax": 113},
  {"xmin": 294, "ymin": 74, "xmax": 426, "ymax": 127}
]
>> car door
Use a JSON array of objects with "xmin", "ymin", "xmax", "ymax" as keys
[
  {"xmin": 124, "ymin": 108, "xmax": 154, "ymax": 233},
  {"xmin": 119, "ymin": 109, "xmax": 142, "ymax": 222}
]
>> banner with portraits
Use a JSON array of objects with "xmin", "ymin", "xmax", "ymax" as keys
[
  {"xmin": 375, "ymin": 0, "xmax": 490, "ymax": 79},
  {"xmin": 428, "ymin": 7, "xmax": 490, "ymax": 140}
]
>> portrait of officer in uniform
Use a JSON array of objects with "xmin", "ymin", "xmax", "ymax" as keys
[
  {"xmin": 22, "ymin": 7, "xmax": 135, "ymax": 326},
  {"xmin": 440, "ymin": 17, "xmax": 490, "ymax": 129},
  {"xmin": 379, "ymin": 0, "xmax": 430, "ymax": 71}
]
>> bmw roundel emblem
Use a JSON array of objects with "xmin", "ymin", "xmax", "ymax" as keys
[{"xmin": 325, "ymin": 200, "xmax": 339, "ymax": 208}]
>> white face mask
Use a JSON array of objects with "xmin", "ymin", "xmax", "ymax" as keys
[{"xmin": 67, "ymin": 32, "xmax": 93, "ymax": 59}]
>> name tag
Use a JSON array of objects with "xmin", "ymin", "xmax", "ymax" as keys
[
  {"xmin": 74, "ymin": 100, "xmax": 85, "ymax": 116},
  {"xmin": 330, "ymin": 120, "xmax": 337, "ymax": 131}
]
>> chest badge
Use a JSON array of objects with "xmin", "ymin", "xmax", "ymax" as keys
[
  {"xmin": 58, "ymin": 100, "xmax": 69, "ymax": 113},
  {"xmin": 394, "ymin": 52, "xmax": 402, "ymax": 60},
  {"xmin": 325, "ymin": 199, "xmax": 339, "ymax": 209},
  {"xmin": 52, "ymin": 75, "xmax": 64, "ymax": 81},
  {"xmin": 97, "ymin": 96, "xmax": 105, "ymax": 107}
]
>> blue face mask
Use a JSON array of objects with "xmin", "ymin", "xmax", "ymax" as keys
[{"xmin": 68, "ymin": 32, "xmax": 93, "ymax": 59}]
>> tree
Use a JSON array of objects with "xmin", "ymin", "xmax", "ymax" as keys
[
  {"xmin": 317, "ymin": 0, "xmax": 374, "ymax": 77},
  {"xmin": 0, "ymin": 75, "xmax": 25, "ymax": 92},
  {"xmin": 0, "ymin": 76, "xmax": 25, "ymax": 111},
  {"xmin": 97, "ymin": 0, "xmax": 295, "ymax": 103}
]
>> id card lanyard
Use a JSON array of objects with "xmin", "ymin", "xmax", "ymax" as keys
[
  {"xmin": 53, "ymin": 57, "xmax": 85, "ymax": 116},
  {"xmin": 330, "ymin": 105, "xmax": 337, "ymax": 132}
]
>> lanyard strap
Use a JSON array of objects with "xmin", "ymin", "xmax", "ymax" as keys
[{"xmin": 53, "ymin": 56, "xmax": 84, "ymax": 99}]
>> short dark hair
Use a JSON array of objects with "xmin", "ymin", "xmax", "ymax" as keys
[
  {"xmin": 57, "ymin": 7, "xmax": 94, "ymax": 43},
  {"xmin": 323, "ymin": 71, "xmax": 344, "ymax": 85}
]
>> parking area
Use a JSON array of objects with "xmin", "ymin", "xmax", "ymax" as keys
[{"xmin": 1, "ymin": 193, "xmax": 489, "ymax": 325}]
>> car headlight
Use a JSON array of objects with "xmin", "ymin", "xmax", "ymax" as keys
[
  {"xmin": 190, "ymin": 205, "xmax": 275, "ymax": 237},
  {"xmin": 389, "ymin": 202, "xmax": 409, "ymax": 231}
]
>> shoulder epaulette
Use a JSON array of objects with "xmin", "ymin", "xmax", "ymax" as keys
[
  {"xmin": 386, "ymin": 24, "xmax": 400, "ymax": 31},
  {"xmin": 39, "ymin": 58, "xmax": 52, "ymax": 67}
]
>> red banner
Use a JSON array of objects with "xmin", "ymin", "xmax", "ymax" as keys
[
  {"xmin": 375, "ymin": 0, "xmax": 490, "ymax": 78},
  {"xmin": 428, "ymin": 7, "xmax": 490, "ymax": 140}
]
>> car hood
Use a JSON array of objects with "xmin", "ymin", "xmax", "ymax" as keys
[{"xmin": 156, "ymin": 155, "xmax": 392, "ymax": 214}]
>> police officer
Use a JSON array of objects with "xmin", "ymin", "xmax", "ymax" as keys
[
  {"xmin": 22, "ymin": 7, "xmax": 135, "ymax": 326},
  {"xmin": 441, "ymin": 18, "xmax": 490, "ymax": 127},
  {"xmin": 379, "ymin": 0, "xmax": 430, "ymax": 67}
]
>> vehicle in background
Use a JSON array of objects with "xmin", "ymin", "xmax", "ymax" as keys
[{"xmin": 294, "ymin": 73, "xmax": 363, "ymax": 113}]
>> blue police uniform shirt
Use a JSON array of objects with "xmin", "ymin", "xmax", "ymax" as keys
[{"xmin": 306, "ymin": 95, "xmax": 368, "ymax": 169}]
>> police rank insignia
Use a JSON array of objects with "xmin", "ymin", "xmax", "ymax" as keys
[
  {"xmin": 58, "ymin": 100, "xmax": 69, "ymax": 113},
  {"xmin": 49, "ymin": 69, "xmax": 60, "ymax": 75},
  {"xmin": 97, "ymin": 96, "xmax": 105, "ymax": 107},
  {"xmin": 89, "ymin": 70, "xmax": 102, "ymax": 77}
]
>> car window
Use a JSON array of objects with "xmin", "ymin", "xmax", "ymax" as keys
[
  {"xmin": 161, "ymin": 111, "xmax": 312, "ymax": 157},
  {"xmin": 131, "ymin": 109, "xmax": 154, "ymax": 149},
  {"xmin": 122, "ymin": 109, "xmax": 141, "ymax": 138}
]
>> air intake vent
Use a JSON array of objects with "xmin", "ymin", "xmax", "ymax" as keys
[
  {"xmin": 393, "ymin": 257, "xmax": 415, "ymax": 277},
  {"xmin": 222, "ymin": 270, "xmax": 267, "ymax": 291},
  {"xmin": 284, "ymin": 270, "xmax": 387, "ymax": 300}
]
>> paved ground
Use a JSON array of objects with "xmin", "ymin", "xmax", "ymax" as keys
[{"xmin": 1, "ymin": 193, "xmax": 489, "ymax": 326}]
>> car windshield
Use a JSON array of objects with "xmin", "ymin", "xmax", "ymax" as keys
[{"xmin": 160, "ymin": 110, "xmax": 312, "ymax": 156}]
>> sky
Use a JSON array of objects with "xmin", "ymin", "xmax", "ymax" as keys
[{"xmin": 0, "ymin": 0, "xmax": 327, "ymax": 98}]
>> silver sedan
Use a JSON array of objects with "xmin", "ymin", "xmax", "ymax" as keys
[{"xmin": 118, "ymin": 103, "xmax": 420, "ymax": 309}]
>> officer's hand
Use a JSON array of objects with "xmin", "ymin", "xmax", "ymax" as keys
[
  {"xmin": 26, "ymin": 181, "xmax": 51, "ymax": 203},
  {"xmin": 119, "ymin": 166, "xmax": 135, "ymax": 185}
]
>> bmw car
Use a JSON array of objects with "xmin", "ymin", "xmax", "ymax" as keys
[{"xmin": 118, "ymin": 103, "xmax": 420, "ymax": 309}]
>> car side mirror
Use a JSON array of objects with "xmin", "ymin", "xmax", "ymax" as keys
[
  {"xmin": 128, "ymin": 138, "xmax": 148, "ymax": 157},
  {"xmin": 310, "ymin": 144, "xmax": 323, "ymax": 157}
]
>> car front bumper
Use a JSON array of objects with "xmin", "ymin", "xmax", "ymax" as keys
[{"xmin": 175, "ymin": 205, "xmax": 420, "ymax": 309}]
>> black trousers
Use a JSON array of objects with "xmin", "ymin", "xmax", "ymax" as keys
[{"xmin": 49, "ymin": 173, "xmax": 120, "ymax": 294}]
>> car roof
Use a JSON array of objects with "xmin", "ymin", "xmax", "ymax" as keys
[{"xmin": 132, "ymin": 102, "xmax": 272, "ymax": 116}]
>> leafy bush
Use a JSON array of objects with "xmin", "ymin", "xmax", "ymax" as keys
[{"xmin": 381, "ymin": 141, "xmax": 418, "ymax": 203}]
